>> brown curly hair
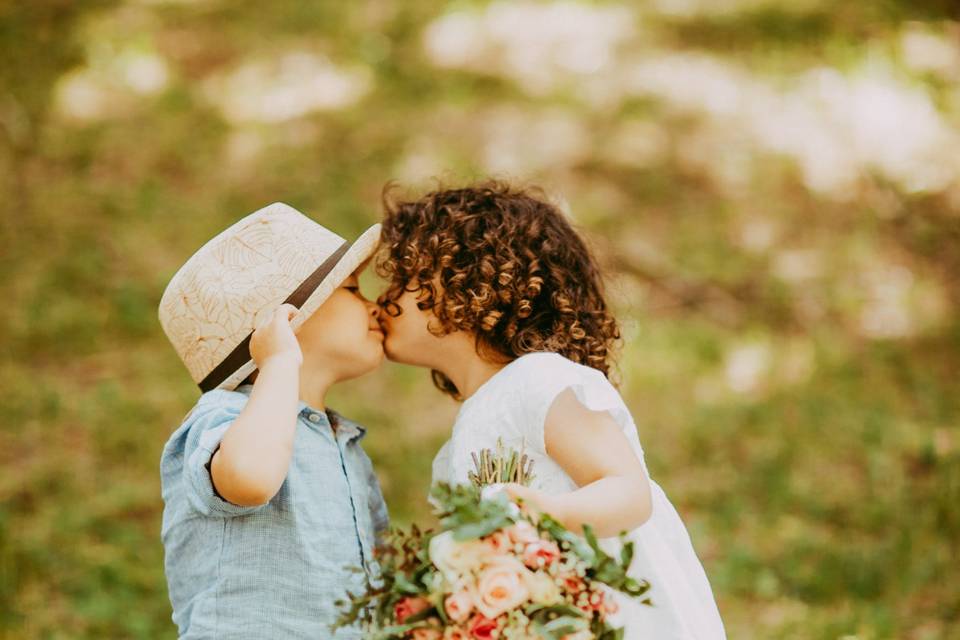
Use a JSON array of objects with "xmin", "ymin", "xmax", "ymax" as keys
[{"xmin": 376, "ymin": 180, "xmax": 621, "ymax": 399}]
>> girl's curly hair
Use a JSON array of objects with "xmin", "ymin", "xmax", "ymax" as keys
[{"xmin": 376, "ymin": 180, "xmax": 621, "ymax": 399}]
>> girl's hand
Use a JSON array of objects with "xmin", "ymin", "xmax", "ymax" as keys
[
  {"xmin": 538, "ymin": 389, "xmax": 652, "ymax": 536},
  {"xmin": 250, "ymin": 304, "xmax": 303, "ymax": 368},
  {"xmin": 503, "ymin": 483, "xmax": 559, "ymax": 519}
]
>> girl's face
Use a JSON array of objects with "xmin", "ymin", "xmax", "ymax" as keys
[
  {"xmin": 296, "ymin": 270, "xmax": 385, "ymax": 381},
  {"xmin": 377, "ymin": 284, "xmax": 445, "ymax": 369}
]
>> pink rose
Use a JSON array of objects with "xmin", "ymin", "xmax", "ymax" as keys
[
  {"xmin": 468, "ymin": 614, "xmax": 499, "ymax": 640},
  {"xmin": 445, "ymin": 590, "xmax": 475, "ymax": 624},
  {"xmin": 506, "ymin": 521, "xmax": 541, "ymax": 545},
  {"xmin": 475, "ymin": 557, "xmax": 531, "ymax": 619},
  {"xmin": 521, "ymin": 540, "xmax": 560, "ymax": 569},
  {"xmin": 395, "ymin": 596, "xmax": 430, "ymax": 623}
]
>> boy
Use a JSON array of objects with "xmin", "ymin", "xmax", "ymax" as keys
[{"xmin": 158, "ymin": 203, "xmax": 388, "ymax": 638}]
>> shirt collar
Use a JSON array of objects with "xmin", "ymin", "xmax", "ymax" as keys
[
  {"xmin": 234, "ymin": 384, "xmax": 367, "ymax": 442},
  {"xmin": 326, "ymin": 408, "xmax": 367, "ymax": 442}
]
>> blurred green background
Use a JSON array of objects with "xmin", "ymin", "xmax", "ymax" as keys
[{"xmin": 2, "ymin": 1, "xmax": 959, "ymax": 638}]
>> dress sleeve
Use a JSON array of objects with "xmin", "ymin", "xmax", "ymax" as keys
[
  {"xmin": 181, "ymin": 390, "xmax": 268, "ymax": 517},
  {"xmin": 516, "ymin": 353, "xmax": 644, "ymax": 464}
]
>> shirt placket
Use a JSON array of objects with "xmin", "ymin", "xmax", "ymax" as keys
[{"xmin": 332, "ymin": 424, "xmax": 370, "ymax": 574}]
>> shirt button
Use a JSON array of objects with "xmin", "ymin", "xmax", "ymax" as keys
[{"xmin": 308, "ymin": 413, "xmax": 321, "ymax": 423}]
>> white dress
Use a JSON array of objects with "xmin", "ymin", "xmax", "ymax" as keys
[{"xmin": 432, "ymin": 352, "xmax": 726, "ymax": 640}]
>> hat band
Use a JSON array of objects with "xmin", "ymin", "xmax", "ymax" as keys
[{"xmin": 198, "ymin": 240, "xmax": 352, "ymax": 392}]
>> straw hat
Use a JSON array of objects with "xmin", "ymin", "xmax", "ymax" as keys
[{"xmin": 158, "ymin": 202, "xmax": 381, "ymax": 392}]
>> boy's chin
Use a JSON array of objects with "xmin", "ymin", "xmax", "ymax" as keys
[{"xmin": 341, "ymin": 347, "xmax": 385, "ymax": 379}]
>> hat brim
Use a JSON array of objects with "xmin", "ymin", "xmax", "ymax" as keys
[{"xmin": 217, "ymin": 222, "xmax": 382, "ymax": 390}]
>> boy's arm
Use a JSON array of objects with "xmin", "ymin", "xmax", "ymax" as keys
[{"xmin": 210, "ymin": 305, "xmax": 302, "ymax": 507}]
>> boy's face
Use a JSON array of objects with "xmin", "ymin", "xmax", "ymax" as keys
[
  {"xmin": 296, "ymin": 270, "xmax": 385, "ymax": 381},
  {"xmin": 377, "ymin": 281, "xmax": 446, "ymax": 369}
]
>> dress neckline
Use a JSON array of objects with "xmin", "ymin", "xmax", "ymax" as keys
[{"xmin": 456, "ymin": 352, "xmax": 553, "ymax": 416}]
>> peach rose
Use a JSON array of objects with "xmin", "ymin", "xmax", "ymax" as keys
[
  {"xmin": 561, "ymin": 631, "xmax": 594, "ymax": 640},
  {"xmin": 474, "ymin": 557, "xmax": 531, "ymax": 619},
  {"xmin": 444, "ymin": 590, "xmax": 475, "ymax": 624},
  {"xmin": 521, "ymin": 539, "xmax": 560, "ymax": 569},
  {"xmin": 395, "ymin": 596, "xmax": 430, "ymax": 624}
]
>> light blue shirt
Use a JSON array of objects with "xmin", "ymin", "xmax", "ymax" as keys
[{"xmin": 160, "ymin": 384, "xmax": 388, "ymax": 639}]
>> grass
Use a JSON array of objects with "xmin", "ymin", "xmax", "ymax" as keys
[{"xmin": 1, "ymin": 1, "xmax": 958, "ymax": 638}]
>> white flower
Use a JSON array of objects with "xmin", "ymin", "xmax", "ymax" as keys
[
  {"xmin": 429, "ymin": 531, "xmax": 492, "ymax": 582},
  {"xmin": 524, "ymin": 571, "xmax": 562, "ymax": 605}
]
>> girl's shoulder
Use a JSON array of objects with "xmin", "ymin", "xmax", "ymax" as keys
[
  {"xmin": 505, "ymin": 351, "xmax": 606, "ymax": 390},
  {"xmin": 500, "ymin": 351, "xmax": 622, "ymax": 427},
  {"xmin": 509, "ymin": 352, "xmax": 641, "ymax": 462}
]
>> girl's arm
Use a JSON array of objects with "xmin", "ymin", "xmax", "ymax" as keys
[
  {"xmin": 209, "ymin": 305, "xmax": 302, "ymax": 507},
  {"xmin": 506, "ymin": 388, "xmax": 652, "ymax": 537}
]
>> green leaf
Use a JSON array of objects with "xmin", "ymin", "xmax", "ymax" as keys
[
  {"xmin": 541, "ymin": 615, "xmax": 589, "ymax": 635},
  {"xmin": 538, "ymin": 514, "xmax": 596, "ymax": 563},
  {"xmin": 393, "ymin": 573, "xmax": 422, "ymax": 595},
  {"xmin": 526, "ymin": 603, "xmax": 587, "ymax": 620},
  {"xmin": 619, "ymin": 540, "xmax": 634, "ymax": 569}
]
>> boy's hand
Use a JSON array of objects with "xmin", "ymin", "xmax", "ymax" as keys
[
  {"xmin": 250, "ymin": 303, "xmax": 303, "ymax": 368},
  {"xmin": 212, "ymin": 303, "xmax": 302, "ymax": 508}
]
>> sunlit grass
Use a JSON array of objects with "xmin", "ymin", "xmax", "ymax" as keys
[{"xmin": 1, "ymin": 1, "xmax": 958, "ymax": 638}]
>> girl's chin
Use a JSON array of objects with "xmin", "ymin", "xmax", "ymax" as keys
[
  {"xmin": 381, "ymin": 335, "xmax": 406, "ymax": 363},
  {"xmin": 381, "ymin": 343, "xmax": 430, "ymax": 368}
]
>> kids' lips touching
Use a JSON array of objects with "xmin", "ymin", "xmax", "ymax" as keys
[
  {"xmin": 370, "ymin": 318, "xmax": 385, "ymax": 339},
  {"xmin": 373, "ymin": 306, "xmax": 392, "ymax": 339}
]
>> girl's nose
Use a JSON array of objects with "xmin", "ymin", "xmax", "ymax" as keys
[{"xmin": 369, "ymin": 304, "xmax": 380, "ymax": 319}]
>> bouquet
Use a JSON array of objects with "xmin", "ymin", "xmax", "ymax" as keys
[{"xmin": 335, "ymin": 475, "xmax": 651, "ymax": 639}]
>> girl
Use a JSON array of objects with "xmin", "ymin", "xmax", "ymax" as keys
[{"xmin": 375, "ymin": 181, "xmax": 725, "ymax": 639}]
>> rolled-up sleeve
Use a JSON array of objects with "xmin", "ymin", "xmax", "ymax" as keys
[{"xmin": 182, "ymin": 390, "xmax": 267, "ymax": 518}]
